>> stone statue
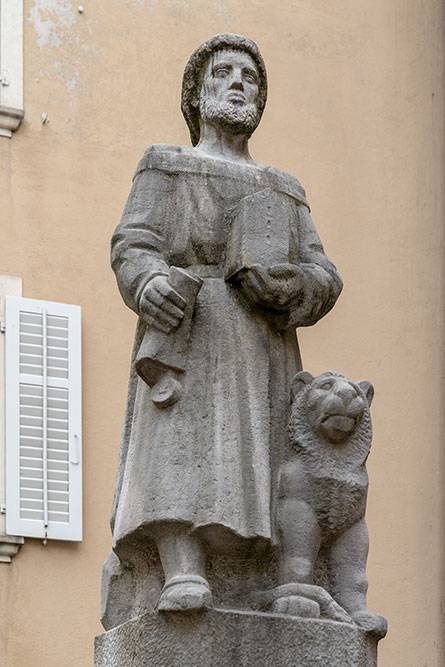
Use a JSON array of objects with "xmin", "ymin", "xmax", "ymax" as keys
[
  {"xmin": 97, "ymin": 33, "xmax": 385, "ymax": 666},
  {"xmin": 272, "ymin": 371, "xmax": 386, "ymax": 638}
]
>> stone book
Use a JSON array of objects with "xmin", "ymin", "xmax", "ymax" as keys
[{"xmin": 224, "ymin": 187, "xmax": 297, "ymax": 281}]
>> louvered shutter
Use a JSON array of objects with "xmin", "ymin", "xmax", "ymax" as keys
[{"xmin": 5, "ymin": 297, "xmax": 82, "ymax": 541}]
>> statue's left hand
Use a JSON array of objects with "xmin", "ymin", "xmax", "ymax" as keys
[{"xmin": 238, "ymin": 263, "xmax": 305, "ymax": 310}]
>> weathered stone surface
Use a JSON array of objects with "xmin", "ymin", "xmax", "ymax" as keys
[
  {"xmin": 95, "ymin": 608, "xmax": 379, "ymax": 667},
  {"xmin": 103, "ymin": 32, "xmax": 343, "ymax": 625}
]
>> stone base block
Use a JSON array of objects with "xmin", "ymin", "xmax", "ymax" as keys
[{"xmin": 95, "ymin": 608, "xmax": 378, "ymax": 667}]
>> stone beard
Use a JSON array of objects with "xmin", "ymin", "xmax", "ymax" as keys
[{"xmin": 199, "ymin": 90, "xmax": 260, "ymax": 137}]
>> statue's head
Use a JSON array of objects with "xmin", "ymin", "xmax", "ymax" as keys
[
  {"xmin": 182, "ymin": 34, "xmax": 268, "ymax": 146},
  {"xmin": 290, "ymin": 371, "xmax": 374, "ymax": 445}
]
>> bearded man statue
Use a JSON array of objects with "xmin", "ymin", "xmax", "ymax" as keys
[{"xmin": 101, "ymin": 33, "xmax": 342, "ymax": 625}]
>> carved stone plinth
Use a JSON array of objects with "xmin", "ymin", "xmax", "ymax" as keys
[{"xmin": 95, "ymin": 608, "xmax": 379, "ymax": 667}]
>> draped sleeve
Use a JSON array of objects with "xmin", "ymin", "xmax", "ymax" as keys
[
  {"xmin": 290, "ymin": 204, "xmax": 343, "ymax": 328},
  {"xmin": 263, "ymin": 166, "xmax": 342, "ymax": 328},
  {"xmin": 111, "ymin": 149, "xmax": 172, "ymax": 315}
]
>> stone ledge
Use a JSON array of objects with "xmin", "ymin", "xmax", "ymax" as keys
[
  {"xmin": 95, "ymin": 607, "xmax": 379, "ymax": 667},
  {"xmin": 0, "ymin": 535, "xmax": 24, "ymax": 562},
  {"xmin": 0, "ymin": 105, "xmax": 24, "ymax": 137}
]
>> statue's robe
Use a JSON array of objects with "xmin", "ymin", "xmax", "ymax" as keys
[{"xmin": 110, "ymin": 144, "xmax": 342, "ymax": 562}]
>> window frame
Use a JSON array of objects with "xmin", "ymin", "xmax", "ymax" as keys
[{"xmin": 0, "ymin": 0, "xmax": 24, "ymax": 137}]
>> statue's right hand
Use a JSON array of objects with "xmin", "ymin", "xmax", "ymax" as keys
[{"xmin": 139, "ymin": 275, "xmax": 186, "ymax": 334}]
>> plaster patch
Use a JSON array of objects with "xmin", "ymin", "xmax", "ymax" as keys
[
  {"xmin": 28, "ymin": 1, "xmax": 97, "ymax": 99},
  {"xmin": 28, "ymin": 0, "xmax": 76, "ymax": 50}
]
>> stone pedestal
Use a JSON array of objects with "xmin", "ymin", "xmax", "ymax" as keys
[{"xmin": 95, "ymin": 608, "xmax": 378, "ymax": 667}]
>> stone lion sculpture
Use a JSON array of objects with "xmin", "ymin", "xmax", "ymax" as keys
[{"xmin": 272, "ymin": 370, "xmax": 387, "ymax": 638}]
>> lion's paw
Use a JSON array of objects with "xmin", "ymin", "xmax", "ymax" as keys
[
  {"xmin": 272, "ymin": 595, "xmax": 320, "ymax": 618},
  {"xmin": 351, "ymin": 611, "xmax": 388, "ymax": 638}
]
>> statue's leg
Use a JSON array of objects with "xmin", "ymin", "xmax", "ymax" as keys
[
  {"xmin": 272, "ymin": 498, "xmax": 322, "ymax": 617},
  {"xmin": 155, "ymin": 526, "xmax": 213, "ymax": 612},
  {"xmin": 278, "ymin": 498, "xmax": 321, "ymax": 585},
  {"xmin": 329, "ymin": 519, "xmax": 387, "ymax": 637}
]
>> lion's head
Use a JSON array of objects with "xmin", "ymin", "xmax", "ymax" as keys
[{"xmin": 289, "ymin": 371, "xmax": 374, "ymax": 456}]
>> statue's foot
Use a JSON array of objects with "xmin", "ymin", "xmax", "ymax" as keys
[
  {"xmin": 350, "ymin": 611, "xmax": 388, "ymax": 638},
  {"xmin": 157, "ymin": 575, "xmax": 213, "ymax": 612},
  {"xmin": 250, "ymin": 583, "xmax": 352, "ymax": 624},
  {"xmin": 272, "ymin": 595, "xmax": 320, "ymax": 618}
]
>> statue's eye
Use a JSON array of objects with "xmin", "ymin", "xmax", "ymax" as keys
[
  {"xmin": 320, "ymin": 381, "xmax": 332, "ymax": 390},
  {"xmin": 214, "ymin": 67, "xmax": 229, "ymax": 78},
  {"xmin": 243, "ymin": 71, "xmax": 257, "ymax": 84}
]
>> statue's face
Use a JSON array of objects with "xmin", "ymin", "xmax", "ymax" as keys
[
  {"xmin": 304, "ymin": 375, "xmax": 366, "ymax": 444},
  {"xmin": 199, "ymin": 49, "xmax": 261, "ymax": 137},
  {"xmin": 203, "ymin": 49, "xmax": 259, "ymax": 108}
]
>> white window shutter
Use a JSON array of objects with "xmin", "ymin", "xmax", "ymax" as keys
[{"xmin": 5, "ymin": 297, "xmax": 82, "ymax": 541}]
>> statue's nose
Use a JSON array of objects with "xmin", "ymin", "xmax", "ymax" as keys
[
  {"xmin": 228, "ymin": 70, "xmax": 244, "ymax": 91},
  {"xmin": 336, "ymin": 383, "xmax": 356, "ymax": 403}
]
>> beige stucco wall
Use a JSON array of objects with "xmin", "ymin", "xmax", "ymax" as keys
[{"xmin": 0, "ymin": 1, "xmax": 444, "ymax": 665}]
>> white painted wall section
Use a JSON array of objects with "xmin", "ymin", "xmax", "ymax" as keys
[{"xmin": 0, "ymin": 0, "xmax": 24, "ymax": 137}]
